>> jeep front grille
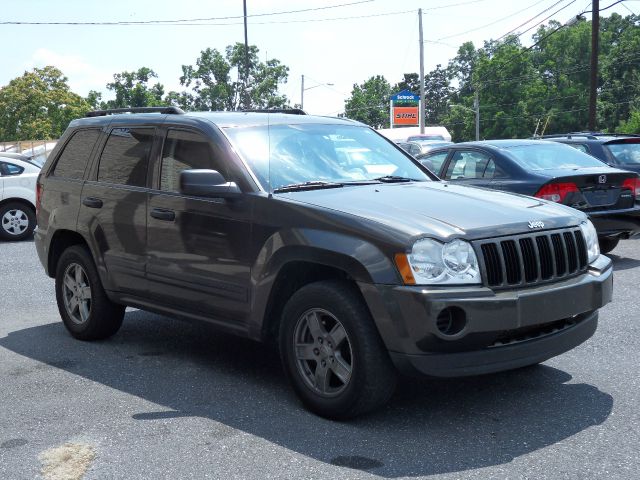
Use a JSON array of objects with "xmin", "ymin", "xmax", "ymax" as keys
[{"xmin": 476, "ymin": 228, "xmax": 588, "ymax": 289}]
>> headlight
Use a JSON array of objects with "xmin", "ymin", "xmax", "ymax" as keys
[
  {"xmin": 579, "ymin": 220, "xmax": 600, "ymax": 263},
  {"xmin": 402, "ymin": 238, "xmax": 481, "ymax": 285}
]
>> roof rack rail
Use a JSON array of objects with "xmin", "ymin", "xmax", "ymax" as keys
[
  {"xmin": 86, "ymin": 106, "xmax": 185, "ymax": 117},
  {"xmin": 538, "ymin": 131, "xmax": 640, "ymax": 140},
  {"xmin": 240, "ymin": 108, "xmax": 307, "ymax": 115}
]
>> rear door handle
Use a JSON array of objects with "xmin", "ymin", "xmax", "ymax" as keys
[
  {"xmin": 82, "ymin": 197, "xmax": 103, "ymax": 209},
  {"xmin": 150, "ymin": 208, "xmax": 175, "ymax": 222}
]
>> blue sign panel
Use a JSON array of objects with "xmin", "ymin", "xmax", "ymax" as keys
[{"xmin": 390, "ymin": 89, "xmax": 419, "ymax": 101}]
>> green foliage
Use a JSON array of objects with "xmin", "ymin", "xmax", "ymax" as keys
[
  {"xmin": 618, "ymin": 109, "xmax": 640, "ymax": 133},
  {"xmin": 0, "ymin": 66, "xmax": 90, "ymax": 141},
  {"xmin": 104, "ymin": 67, "xmax": 166, "ymax": 109},
  {"xmin": 344, "ymin": 75, "xmax": 391, "ymax": 129},
  {"xmin": 178, "ymin": 43, "xmax": 289, "ymax": 111},
  {"xmin": 345, "ymin": 14, "xmax": 640, "ymax": 140}
]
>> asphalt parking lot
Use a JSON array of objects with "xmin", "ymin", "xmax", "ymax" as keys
[{"xmin": 1, "ymin": 238, "xmax": 639, "ymax": 480}]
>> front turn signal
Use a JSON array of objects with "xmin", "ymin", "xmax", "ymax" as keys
[{"xmin": 394, "ymin": 253, "xmax": 416, "ymax": 285}]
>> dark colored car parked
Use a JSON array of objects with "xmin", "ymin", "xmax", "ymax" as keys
[
  {"xmin": 35, "ymin": 109, "xmax": 612, "ymax": 418},
  {"xmin": 541, "ymin": 132, "xmax": 640, "ymax": 174},
  {"xmin": 417, "ymin": 139, "xmax": 640, "ymax": 253}
]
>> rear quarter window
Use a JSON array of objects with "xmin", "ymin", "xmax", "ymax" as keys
[
  {"xmin": 0, "ymin": 162, "xmax": 25, "ymax": 176},
  {"xmin": 52, "ymin": 129, "xmax": 101, "ymax": 179}
]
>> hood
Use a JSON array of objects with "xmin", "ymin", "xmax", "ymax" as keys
[{"xmin": 280, "ymin": 182, "xmax": 584, "ymax": 241}]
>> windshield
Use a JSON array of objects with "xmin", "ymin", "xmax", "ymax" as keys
[
  {"xmin": 224, "ymin": 123, "xmax": 430, "ymax": 191},
  {"xmin": 606, "ymin": 142, "xmax": 640, "ymax": 165},
  {"xmin": 506, "ymin": 143, "xmax": 605, "ymax": 170}
]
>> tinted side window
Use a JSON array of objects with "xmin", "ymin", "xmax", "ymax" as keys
[
  {"xmin": 1, "ymin": 162, "xmax": 24, "ymax": 175},
  {"xmin": 98, "ymin": 128, "xmax": 154, "ymax": 187},
  {"xmin": 419, "ymin": 151, "xmax": 448, "ymax": 173},
  {"xmin": 568, "ymin": 143, "xmax": 589, "ymax": 153},
  {"xmin": 445, "ymin": 150, "xmax": 491, "ymax": 179},
  {"xmin": 160, "ymin": 130, "xmax": 225, "ymax": 192},
  {"xmin": 52, "ymin": 129, "xmax": 100, "ymax": 179}
]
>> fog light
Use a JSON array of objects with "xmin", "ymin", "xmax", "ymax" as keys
[{"xmin": 435, "ymin": 307, "xmax": 467, "ymax": 336}]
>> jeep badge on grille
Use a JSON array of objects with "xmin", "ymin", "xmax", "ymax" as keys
[{"xmin": 528, "ymin": 221, "xmax": 545, "ymax": 229}]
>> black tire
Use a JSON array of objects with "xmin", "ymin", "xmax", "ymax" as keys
[
  {"xmin": 0, "ymin": 202, "xmax": 36, "ymax": 241},
  {"xmin": 598, "ymin": 237, "xmax": 619, "ymax": 254},
  {"xmin": 279, "ymin": 280, "xmax": 397, "ymax": 419},
  {"xmin": 55, "ymin": 245, "xmax": 125, "ymax": 340}
]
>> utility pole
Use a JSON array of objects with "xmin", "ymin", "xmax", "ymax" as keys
[
  {"xmin": 243, "ymin": 0, "xmax": 250, "ymax": 109},
  {"xmin": 588, "ymin": 0, "xmax": 599, "ymax": 131},
  {"xmin": 474, "ymin": 91, "xmax": 480, "ymax": 141},
  {"xmin": 301, "ymin": 74, "xmax": 305, "ymax": 110},
  {"xmin": 418, "ymin": 8, "xmax": 425, "ymax": 134}
]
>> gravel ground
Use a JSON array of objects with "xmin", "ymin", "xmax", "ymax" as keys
[{"xmin": 0, "ymin": 237, "xmax": 638, "ymax": 479}]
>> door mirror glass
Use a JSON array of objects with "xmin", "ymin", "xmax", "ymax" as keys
[{"xmin": 180, "ymin": 169, "xmax": 240, "ymax": 197}]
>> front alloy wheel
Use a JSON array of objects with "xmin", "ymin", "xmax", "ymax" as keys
[
  {"xmin": 294, "ymin": 308, "xmax": 353, "ymax": 397},
  {"xmin": 280, "ymin": 280, "xmax": 397, "ymax": 419}
]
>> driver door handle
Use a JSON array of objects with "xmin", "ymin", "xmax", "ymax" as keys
[
  {"xmin": 82, "ymin": 197, "xmax": 103, "ymax": 209},
  {"xmin": 150, "ymin": 208, "xmax": 175, "ymax": 222}
]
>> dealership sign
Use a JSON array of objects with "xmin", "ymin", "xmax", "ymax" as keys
[
  {"xmin": 390, "ymin": 90, "xmax": 420, "ymax": 127},
  {"xmin": 393, "ymin": 106, "xmax": 419, "ymax": 125}
]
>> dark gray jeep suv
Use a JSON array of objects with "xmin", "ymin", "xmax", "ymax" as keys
[{"xmin": 35, "ymin": 107, "xmax": 613, "ymax": 418}]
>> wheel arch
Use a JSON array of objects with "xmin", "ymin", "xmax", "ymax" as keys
[
  {"xmin": 0, "ymin": 197, "xmax": 36, "ymax": 212},
  {"xmin": 251, "ymin": 231, "xmax": 399, "ymax": 343},
  {"xmin": 47, "ymin": 229, "xmax": 89, "ymax": 278}
]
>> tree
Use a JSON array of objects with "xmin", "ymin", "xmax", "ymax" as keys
[
  {"xmin": 0, "ymin": 66, "xmax": 90, "ymax": 141},
  {"xmin": 618, "ymin": 109, "xmax": 640, "ymax": 133},
  {"xmin": 424, "ymin": 65, "xmax": 454, "ymax": 125},
  {"xmin": 344, "ymin": 75, "xmax": 391, "ymax": 129},
  {"xmin": 392, "ymin": 73, "xmax": 420, "ymax": 95},
  {"xmin": 103, "ymin": 67, "xmax": 166, "ymax": 109},
  {"xmin": 179, "ymin": 43, "xmax": 289, "ymax": 111}
]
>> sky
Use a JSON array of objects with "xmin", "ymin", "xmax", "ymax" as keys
[{"xmin": 0, "ymin": 0, "xmax": 637, "ymax": 116}]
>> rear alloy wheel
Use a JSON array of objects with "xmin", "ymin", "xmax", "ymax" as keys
[
  {"xmin": 280, "ymin": 280, "xmax": 397, "ymax": 419},
  {"xmin": 0, "ymin": 202, "xmax": 35, "ymax": 241},
  {"xmin": 598, "ymin": 237, "xmax": 619, "ymax": 255},
  {"xmin": 55, "ymin": 245, "xmax": 125, "ymax": 340}
]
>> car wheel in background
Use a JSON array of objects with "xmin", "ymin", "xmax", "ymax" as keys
[
  {"xmin": 279, "ymin": 280, "xmax": 397, "ymax": 419},
  {"xmin": 599, "ymin": 237, "xmax": 620, "ymax": 255},
  {"xmin": 55, "ymin": 245, "xmax": 125, "ymax": 340},
  {"xmin": 0, "ymin": 202, "xmax": 36, "ymax": 241}
]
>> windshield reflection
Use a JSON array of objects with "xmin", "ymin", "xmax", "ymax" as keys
[{"xmin": 224, "ymin": 124, "xmax": 430, "ymax": 191}]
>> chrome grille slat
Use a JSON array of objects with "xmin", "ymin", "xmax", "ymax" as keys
[{"xmin": 477, "ymin": 228, "xmax": 588, "ymax": 289}]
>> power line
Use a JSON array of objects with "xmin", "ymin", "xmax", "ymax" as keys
[
  {"xmin": 495, "ymin": 0, "xmax": 571, "ymax": 41},
  {"xmin": 434, "ymin": 0, "xmax": 549, "ymax": 41},
  {"xmin": 0, "ymin": 1, "xmax": 374, "ymax": 25},
  {"xmin": 521, "ymin": 0, "xmax": 629, "ymax": 53},
  {"xmin": 498, "ymin": 0, "xmax": 578, "ymax": 41},
  {"xmin": 0, "ymin": 1, "xmax": 492, "ymax": 27}
]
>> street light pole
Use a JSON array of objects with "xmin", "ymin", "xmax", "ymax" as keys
[
  {"xmin": 243, "ymin": 0, "xmax": 250, "ymax": 109},
  {"xmin": 588, "ymin": 0, "xmax": 599, "ymax": 131},
  {"xmin": 300, "ymin": 75, "xmax": 334, "ymax": 112},
  {"xmin": 418, "ymin": 8, "xmax": 425, "ymax": 134}
]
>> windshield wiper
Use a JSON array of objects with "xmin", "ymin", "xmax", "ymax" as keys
[
  {"xmin": 273, "ymin": 181, "xmax": 344, "ymax": 193},
  {"xmin": 372, "ymin": 175, "xmax": 418, "ymax": 183}
]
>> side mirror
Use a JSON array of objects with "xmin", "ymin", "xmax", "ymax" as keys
[{"xmin": 179, "ymin": 169, "xmax": 241, "ymax": 197}]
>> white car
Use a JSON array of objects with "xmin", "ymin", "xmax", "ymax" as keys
[{"xmin": 0, "ymin": 152, "xmax": 40, "ymax": 240}]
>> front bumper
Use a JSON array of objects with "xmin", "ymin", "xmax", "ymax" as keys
[
  {"xmin": 588, "ymin": 205, "xmax": 640, "ymax": 238},
  {"xmin": 359, "ymin": 255, "xmax": 613, "ymax": 377}
]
